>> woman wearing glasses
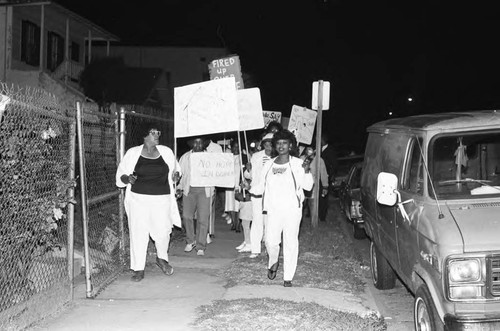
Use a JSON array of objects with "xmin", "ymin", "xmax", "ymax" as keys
[{"xmin": 116, "ymin": 127, "xmax": 181, "ymax": 282}]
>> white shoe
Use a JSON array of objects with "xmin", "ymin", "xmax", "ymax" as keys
[
  {"xmin": 238, "ymin": 244, "xmax": 251, "ymax": 253},
  {"xmin": 225, "ymin": 215, "xmax": 232, "ymax": 224},
  {"xmin": 249, "ymin": 253, "xmax": 260, "ymax": 259},
  {"xmin": 197, "ymin": 249, "xmax": 205, "ymax": 256},
  {"xmin": 207, "ymin": 234, "xmax": 212, "ymax": 244},
  {"xmin": 184, "ymin": 242, "xmax": 196, "ymax": 252},
  {"xmin": 235, "ymin": 242, "xmax": 246, "ymax": 250}
]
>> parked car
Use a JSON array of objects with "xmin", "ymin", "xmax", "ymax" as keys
[
  {"xmin": 338, "ymin": 161, "xmax": 366, "ymax": 239},
  {"xmin": 361, "ymin": 110, "xmax": 500, "ymax": 330},
  {"xmin": 331, "ymin": 154, "xmax": 363, "ymax": 196}
]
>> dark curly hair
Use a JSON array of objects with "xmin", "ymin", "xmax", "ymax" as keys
[{"xmin": 272, "ymin": 129, "xmax": 299, "ymax": 157}]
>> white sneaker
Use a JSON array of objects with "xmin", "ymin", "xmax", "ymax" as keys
[
  {"xmin": 235, "ymin": 242, "xmax": 246, "ymax": 250},
  {"xmin": 249, "ymin": 253, "xmax": 260, "ymax": 259},
  {"xmin": 184, "ymin": 242, "xmax": 196, "ymax": 252},
  {"xmin": 207, "ymin": 234, "xmax": 212, "ymax": 244},
  {"xmin": 197, "ymin": 249, "xmax": 205, "ymax": 256},
  {"xmin": 238, "ymin": 244, "xmax": 251, "ymax": 253}
]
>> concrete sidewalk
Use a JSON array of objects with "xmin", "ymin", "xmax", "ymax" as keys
[{"xmin": 30, "ymin": 208, "xmax": 379, "ymax": 331}]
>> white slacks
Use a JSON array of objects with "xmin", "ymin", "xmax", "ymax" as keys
[
  {"xmin": 250, "ymin": 197, "xmax": 266, "ymax": 254},
  {"xmin": 265, "ymin": 207, "xmax": 302, "ymax": 281},
  {"xmin": 126, "ymin": 191, "xmax": 172, "ymax": 271}
]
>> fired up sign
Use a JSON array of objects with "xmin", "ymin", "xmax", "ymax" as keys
[{"xmin": 208, "ymin": 55, "xmax": 244, "ymax": 90}]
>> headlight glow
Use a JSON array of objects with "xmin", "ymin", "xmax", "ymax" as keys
[{"xmin": 448, "ymin": 259, "xmax": 480, "ymax": 283}]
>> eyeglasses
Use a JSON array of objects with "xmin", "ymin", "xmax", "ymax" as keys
[{"xmin": 149, "ymin": 130, "xmax": 161, "ymax": 136}]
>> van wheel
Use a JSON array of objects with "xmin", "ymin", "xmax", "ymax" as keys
[
  {"xmin": 370, "ymin": 241, "xmax": 396, "ymax": 289},
  {"xmin": 414, "ymin": 285, "xmax": 444, "ymax": 331},
  {"xmin": 353, "ymin": 223, "xmax": 366, "ymax": 240}
]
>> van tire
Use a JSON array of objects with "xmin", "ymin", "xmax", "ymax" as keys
[
  {"xmin": 414, "ymin": 284, "xmax": 444, "ymax": 331},
  {"xmin": 370, "ymin": 241, "xmax": 396, "ymax": 289},
  {"xmin": 353, "ymin": 223, "xmax": 367, "ymax": 240}
]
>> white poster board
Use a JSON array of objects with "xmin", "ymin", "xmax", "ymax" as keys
[
  {"xmin": 174, "ymin": 77, "xmax": 239, "ymax": 138},
  {"xmin": 288, "ymin": 105, "xmax": 317, "ymax": 145},
  {"xmin": 190, "ymin": 152, "xmax": 235, "ymax": 188},
  {"xmin": 237, "ymin": 88, "xmax": 264, "ymax": 131},
  {"xmin": 262, "ymin": 111, "xmax": 282, "ymax": 127}
]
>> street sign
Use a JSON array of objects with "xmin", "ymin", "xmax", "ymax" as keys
[{"xmin": 312, "ymin": 81, "xmax": 330, "ymax": 110}]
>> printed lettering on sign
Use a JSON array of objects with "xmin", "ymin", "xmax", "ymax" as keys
[
  {"xmin": 262, "ymin": 111, "xmax": 282, "ymax": 127},
  {"xmin": 190, "ymin": 152, "xmax": 235, "ymax": 188},
  {"xmin": 208, "ymin": 55, "xmax": 244, "ymax": 90}
]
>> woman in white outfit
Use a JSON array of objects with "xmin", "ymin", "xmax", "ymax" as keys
[
  {"xmin": 246, "ymin": 133, "xmax": 275, "ymax": 258},
  {"xmin": 248, "ymin": 130, "xmax": 313, "ymax": 287},
  {"xmin": 116, "ymin": 127, "xmax": 181, "ymax": 282}
]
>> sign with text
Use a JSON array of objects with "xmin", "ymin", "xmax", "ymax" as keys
[
  {"xmin": 174, "ymin": 77, "xmax": 239, "ymax": 138},
  {"xmin": 288, "ymin": 105, "xmax": 317, "ymax": 145},
  {"xmin": 190, "ymin": 152, "xmax": 235, "ymax": 188},
  {"xmin": 262, "ymin": 111, "xmax": 282, "ymax": 127},
  {"xmin": 237, "ymin": 88, "xmax": 264, "ymax": 131},
  {"xmin": 208, "ymin": 55, "xmax": 244, "ymax": 90}
]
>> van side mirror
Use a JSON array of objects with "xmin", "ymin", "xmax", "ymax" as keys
[{"xmin": 377, "ymin": 172, "xmax": 398, "ymax": 206}]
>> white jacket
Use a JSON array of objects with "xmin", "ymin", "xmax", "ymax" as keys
[
  {"xmin": 115, "ymin": 144, "xmax": 182, "ymax": 228},
  {"xmin": 249, "ymin": 156, "xmax": 314, "ymax": 211}
]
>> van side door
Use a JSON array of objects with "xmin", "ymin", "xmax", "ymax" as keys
[{"xmin": 396, "ymin": 137, "xmax": 424, "ymax": 283}]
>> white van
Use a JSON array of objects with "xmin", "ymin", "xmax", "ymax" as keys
[{"xmin": 361, "ymin": 111, "xmax": 500, "ymax": 330}]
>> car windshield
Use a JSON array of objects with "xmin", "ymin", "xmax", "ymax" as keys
[{"xmin": 430, "ymin": 131, "xmax": 500, "ymax": 199}]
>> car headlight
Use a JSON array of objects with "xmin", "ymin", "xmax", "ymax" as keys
[{"xmin": 448, "ymin": 259, "xmax": 481, "ymax": 283}]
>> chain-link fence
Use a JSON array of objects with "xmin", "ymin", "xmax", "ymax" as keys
[
  {"xmin": 0, "ymin": 82, "xmax": 175, "ymax": 327},
  {"xmin": 0, "ymin": 83, "xmax": 75, "ymax": 330},
  {"xmin": 76, "ymin": 102, "xmax": 123, "ymax": 298}
]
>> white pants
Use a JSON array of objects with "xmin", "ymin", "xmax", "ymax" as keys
[
  {"xmin": 126, "ymin": 192, "xmax": 172, "ymax": 271},
  {"xmin": 265, "ymin": 207, "xmax": 302, "ymax": 281},
  {"xmin": 250, "ymin": 197, "xmax": 266, "ymax": 254}
]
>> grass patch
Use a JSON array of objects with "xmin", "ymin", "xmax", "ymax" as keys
[
  {"xmin": 220, "ymin": 214, "xmax": 367, "ymax": 293},
  {"xmin": 193, "ymin": 298, "xmax": 386, "ymax": 331}
]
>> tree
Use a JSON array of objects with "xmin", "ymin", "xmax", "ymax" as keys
[{"xmin": 79, "ymin": 57, "xmax": 127, "ymax": 105}]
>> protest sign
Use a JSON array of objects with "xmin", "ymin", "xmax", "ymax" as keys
[
  {"xmin": 237, "ymin": 88, "xmax": 264, "ymax": 131},
  {"xmin": 288, "ymin": 105, "xmax": 317, "ymax": 145},
  {"xmin": 174, "ymin": 77, "xmax": 239, "ymax": 138},
  {"xmin": 208, "ymin": 55, "xmax": 244, "ymax": 90},
  {"xmin": 262, "ymin": 111, "xmax": 282, "ymax": 127},
  {"xmin": 190, "ymin": 152, "xmax": 235, "ymax": 188}
]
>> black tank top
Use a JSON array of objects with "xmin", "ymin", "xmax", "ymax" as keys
[{"xmin": 131, "ymin": 155, "xmax": 170, "ymax": 195}]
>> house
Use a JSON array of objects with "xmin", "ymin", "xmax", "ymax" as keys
[{"xmin": 0, "ymin": 0, "xmax": 119, "ymax": 108}]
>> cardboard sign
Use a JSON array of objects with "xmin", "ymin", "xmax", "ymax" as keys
[
  {"xmin": 208, "ymin": 55, "xmax": 244, "ymax": 90},
  {"xmin": 262, "ymin": 111, "xmax": 282, "ymax": 127},
  {"xmin": 237, "ymin": 88, "xmax": 264, "ymax": 131},
  {"xmin": 288, "ymin": 105, "xmax": 317, "ymax": 144},
  {"xmin": 174, "ymin": 77, "xmax": 239, "ymax": 138},
  {"xmin": 190, "ymin": 152, "xmax": 235, "ymax": 188}
]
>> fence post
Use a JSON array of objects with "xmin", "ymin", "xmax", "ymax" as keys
[
  {"xmin": 118, "ymin": 107, "xmax": 126, "ymax": 266},
  {"xmin": 67, "ymin": 120, "xmax": 76, "ymax": 300},
  {"xmin": 76, "ymin": 101, "xmax": 92, "ymax": 298}
]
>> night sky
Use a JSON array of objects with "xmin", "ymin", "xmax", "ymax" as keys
[{"xmin": 58, "ymin": 0, "xmax": 500, "ymax": 151}]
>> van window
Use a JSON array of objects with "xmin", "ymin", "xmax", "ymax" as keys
[
  {"xmin": 430, "ymin": 132, "xmax": 500, "ymax": 199},
  {"xmin": 402, "ymin": 138, "xmax": 424, "ymax": 194}
]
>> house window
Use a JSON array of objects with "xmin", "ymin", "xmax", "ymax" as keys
[
  {"xmin": 47, "ymin": 31, "xmax": 65, "ymax": 71},
  {"xmin": 70, "ymin": 42, "xmax": 80, "ymax": 62},
  {"xmin": 21, "ymin": 20, "xmax": 40, "ymax": 66}
]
